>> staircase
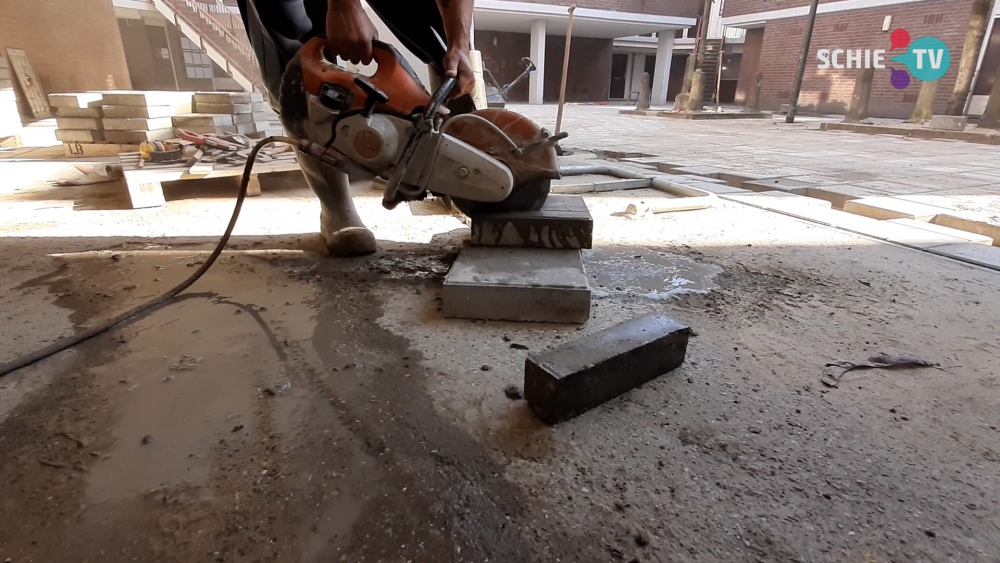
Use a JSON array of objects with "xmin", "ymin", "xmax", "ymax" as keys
[
  {"xmin": 152, "ymin": 0, "xmax": 261, "ymax": 91},
  {"xmin": 700, "ymin": 39, "xmax": 723, "ymax": 105}
]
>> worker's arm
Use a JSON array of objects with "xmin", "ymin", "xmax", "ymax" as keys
[{"xmin": 435, "ymin": 0, "xmax": 475, "ymax": 96}]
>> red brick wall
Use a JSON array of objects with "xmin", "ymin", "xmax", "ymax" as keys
[
  {"xmin": 748, "ymin": 0, "xmax": 974, "ymax": 117},
  {"xmin": 0, "ymin": 0, "xmax": 131, "ymax": 94},
  {"xmin": 517, "ymin": 0, "xmax": 702, "ymax": 18}
]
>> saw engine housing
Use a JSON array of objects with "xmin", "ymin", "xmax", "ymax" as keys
[{"xmin": 297, "ymin": 38, "xmax": 562, "ymax": 211}]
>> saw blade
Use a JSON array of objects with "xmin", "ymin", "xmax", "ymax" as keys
[{"xmin": 440, "ymin": 109, "xmax": 560, "ymax": 187}]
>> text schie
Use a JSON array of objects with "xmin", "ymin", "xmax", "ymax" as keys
[{"xmin": 816, "ymin": 49, "xmax": 887, "ymax": 69}]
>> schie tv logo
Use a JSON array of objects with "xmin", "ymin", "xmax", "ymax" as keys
[{"xmin": 817, "ymin": 29, "xmax": 951, "ymax": 90}]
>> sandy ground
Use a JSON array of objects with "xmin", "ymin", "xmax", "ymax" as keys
[{"xmin": 1, "ymin": 150, "xmax": 999, "ymax": 562}]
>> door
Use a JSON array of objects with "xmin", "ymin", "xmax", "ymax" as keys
[
  {"xmin": 970, "ymin": 18, "xmax": 1000, "ymax": 116},
  {"xmin": 609, "ymin": 53, "xmax": 629, "ymax": 99}
]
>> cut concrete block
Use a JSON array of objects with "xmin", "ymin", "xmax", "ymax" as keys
[
  {"xmin": 105, "ymin": 128, "xmax": 176, "ymax": 144},
  {"xmin": 932, "ymin": 215, "xmax": 1000, "ymax": 247},
  {"xmin": 171, "ymin": 114, "xmax": 235, "ymax": 127},
  {"xmin": 236, "ymin": 122, "xmax": 267, "ymax": 135},
  {"xmin": 525, "ymin": 314, "xmax": 691, "ymax": 424},
  {"xmin": 56, "ymin": 117, "xmax": 102, "ymax": 130},
  {"xmin": 55, "ymin": 129, "xmax": 104, "ymax": 143},
  {"xmin": 48, "ymin": 92, "xmax": 103, "ymax": 109},
  {"xmin": 102, "ymin": 117, "xmax": 174, "ymax": 131},
  {"xmin": 193, "ymin": 92, "xmax": 263, "ymax": 104},
  {"xmin": 55, "ymin": 107, "xmax": 102, "ymax": 118},
  {"xmin": 470, "ymin": 195, "xmax": 593, "ymax": 249},
  {"xmin": 800, "ymin": 184, "xmax": 889, "ymax": 209},
  {"xmin": 233, "ymin": 111, "xmax": 274, "ymax": 124},
  {"xmin": 442, "ymin": 247, "xmax": 591, "ymax": 323},
  {"xmin": 742, "ymin": 177, "xmax": 814, "ymax": 193},
  {"xmin": 929, "ymin": 115, "xmax": 968, "ymax": 131},
  {"xmin": 888, "ymin": 218, "xmax": 993, "ymax": 245},
  {"xmin": 195, "ymin": 102, "xmax": 252, "ymax": 114},
  {"xmin": 102, "ymin": 91, "xmax": 194, "ymax": 107},
  {"xmin": 843, "ymin": 197, "xmax": 952, "ymax": 221},
  {"xmin": 930, "ymin": 243, "xmax": 1000, "ymax": 268},
  {"xmin": 103, "ymin": 104, "xmax": 192, "ymax": 118}
]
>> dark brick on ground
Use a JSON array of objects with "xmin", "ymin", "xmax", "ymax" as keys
[
  {"xmin": 470, "ymin": 195, "xmax": 593, "ymax": 249},
  {"xmin": 525, "ymin": 314, "xmax": 691, "ymax": 424}
]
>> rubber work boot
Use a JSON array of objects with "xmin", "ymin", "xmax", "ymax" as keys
[{"xmin": 277, "ymin": 53, "xmax": 376, "ymax": 257}]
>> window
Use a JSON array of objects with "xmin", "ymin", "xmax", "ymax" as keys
[{"xmin": 180, "ymin": 37, "xmax": 213, "ymax": 79}]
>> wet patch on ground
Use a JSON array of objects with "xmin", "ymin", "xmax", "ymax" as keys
[{"xmin": 585, "ymin": 246, "xmax": 723, "ymax": 300}]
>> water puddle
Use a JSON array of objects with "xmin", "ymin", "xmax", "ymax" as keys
[{"xmin": 584, "ymin": 247, "xmax": 722, "ymax": 299}]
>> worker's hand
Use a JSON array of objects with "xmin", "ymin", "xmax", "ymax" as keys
[
  {"xmin": 442, "ymin": 46, "xmax": 475, "ymax": 97},
  {"xmin": 326, "ymin": 0, "xmax": 379, "ymax": 65}
]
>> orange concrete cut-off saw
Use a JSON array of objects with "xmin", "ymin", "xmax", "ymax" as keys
[{"xmin": 292, "ymin": 38, "xmax": 565, "ymax": 215}]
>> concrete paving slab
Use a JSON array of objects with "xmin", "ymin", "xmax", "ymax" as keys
[
  {"xmin": 525, "ymin": 314, "xmax": 690, "ymax": 424},
  {"xmin": 843, "ymin": 197, "xmax": 954, "ymax": 221},
  {"xmin": 928, "ymin": 243, "xmax": 1000, "ymax": 269},
  {"xmin": 552, "ymin": 176, "xmax": 649, "ymax": 194},
  {"xmin": 442, "ymin": 247, "xmax": 591, "ymax": 323},
  {"xmin": 667, "ymin": 174, "xmax": 728, "ymax": 184},
  {"xmin": 759, "ymin": 206, "xmax": 978, "ymax": 249},
  {"xmin": 470, "ymin": 195, "xmax": 593, "ymax": 249},
  {"xmin": 742, "ymin": 177, "xmax": 815, "ymax": 193},
  {"xmin": 665, "ymin": 180, "xmax": 750, "ymax": 195},
  {"xmin": 671, "ymin": 165, "xmax": 731, "ymax": 179},
  {"xmin": 932, "ymin": 215, "xmax": 1000, "ymax": 247},
  {"xmin": 726, "ymin": 190, "xmax": 832, "ymax": 210},
  {"xmin": 888, "ymin": 219, "xmax": 994, "ymax": 245},
  {"xmin": 800, "ymin": 184, "xmax": 892, "ymax": 209}
]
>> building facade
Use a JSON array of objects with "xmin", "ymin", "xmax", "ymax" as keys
[
  {"xmin": 721, "ymin": 0, "xmax": 1000, "ymax": 117},
  {"xmin": 473, "ymin": 0, "xmax": 698, "ymax": 105}
]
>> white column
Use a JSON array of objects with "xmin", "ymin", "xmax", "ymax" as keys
[
  {"xmin": 629, "ymin": 54, "xmax": 645, "ymax": 100},
  {"xmin": 651, "ymin": 31, "xmax": 675, "ymax": 106},
  {"xmin": 529, "ymin": 19, "xmax": 546, "ymax": 104}
]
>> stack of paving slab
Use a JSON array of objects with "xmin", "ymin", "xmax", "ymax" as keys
[
  {"xmin": 50, "ymin": 93, "xmax": 107, "ymax": 144},
  {"xmin": 0, "ymin": 57, "xmax": 21, "ymax": 140},
  {"xmin": 179, "ymin": 92, "xmax": 282, "ymax": 138},
  {"xmin": 442, "ymin": 196, "xmax": 594, "ymax": 324},
  {"xmin": 101, "ymin": 91, "xmax": 195, "ymax": 145}
]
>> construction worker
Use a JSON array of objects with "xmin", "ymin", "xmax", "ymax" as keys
[{"xmin": 236, "ymin": 0, "xmax": 476, "ymax": 256}]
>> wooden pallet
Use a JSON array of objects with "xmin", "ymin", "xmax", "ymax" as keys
[
  {"xmin": 64, "ymin": 142, "xmax": 138, "ymax": 158},
  {"xmin": 117, "ymin": 150, "xmax": 299, "ymax": 209}
]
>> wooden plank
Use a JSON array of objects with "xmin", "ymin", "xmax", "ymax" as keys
[
  {"xmin": 5, "ymin": 48, "xmax": 50, "ymax": 118},
  {"xmin": 49, "ymin": 93, "xmax": 104, "ymax": 109},
  {"xmin": 63, "ymin": 142, "xmax": 138, "ymax": 158},
  {"xmin": 55, "ymin": 129, "xmax": 105, "ymax": 143},
  {"xmin": 56, "ymin": 117, "xmax": 103, "ymax": 130},
  {"xmin": 105, "ymin": 128, "xmax": 175, "ymax": 144},
  {"xmin": 102, "ymin": 117, "xmax": 174, "ymax": 131},
  {"xmin": 101, "ymin": 91, "xmax": 194, "ymax": 107},
  {"xmin": 103, "ymin": 104, "xmax": 192, "ymax": 118}
]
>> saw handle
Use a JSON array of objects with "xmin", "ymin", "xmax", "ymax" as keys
[
  {"xmin": 424, "ymin": 76, "xmax": 456, "ymax": 120},
  {"xmin": 354, "ymin": 77, "xmax": 388, "ymax": 117}
]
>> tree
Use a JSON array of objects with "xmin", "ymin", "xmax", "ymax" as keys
[{"xmin": 944, "ymin": 0, "xmax": 997, "ymax": 115}]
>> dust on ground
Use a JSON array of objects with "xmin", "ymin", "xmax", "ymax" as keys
[{"xmin": 1, "ymin": 181, "xmax": 999, "ymax": 562}]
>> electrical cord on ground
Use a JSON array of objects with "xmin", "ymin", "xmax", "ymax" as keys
[{"xmin": 0, "ymin": 136, "xmax": 299, "ymax": 378}]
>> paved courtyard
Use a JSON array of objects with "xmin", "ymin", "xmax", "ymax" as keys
[{"xmin": 515, "ymin": 104, "xmax": 1000, "ymax": 230}]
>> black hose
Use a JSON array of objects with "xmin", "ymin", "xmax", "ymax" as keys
[{"xmin": 0, "ymin": 136, "xmax": 295, "ymax": 378}]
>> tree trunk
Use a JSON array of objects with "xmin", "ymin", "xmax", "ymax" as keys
[{"xmin": 944, "ymin": 0, "xmax": 997, "ymax": 115}]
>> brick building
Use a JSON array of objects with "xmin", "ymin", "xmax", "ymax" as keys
[
  {"xmin": 473, "ymin": 0, "xmax": 697, "ymax": 104},
  {"xmin": 721, "ymin": 0, "xmax": 1000, "ymax": 117}
]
